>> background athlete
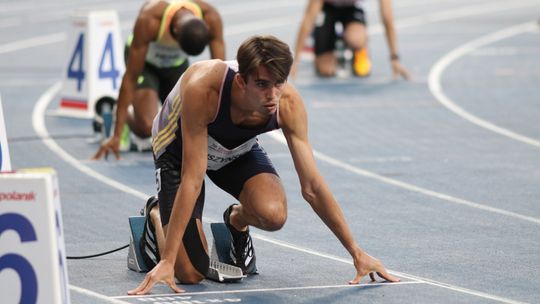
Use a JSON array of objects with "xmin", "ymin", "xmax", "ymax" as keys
[
  {"xmin": 292, "ymin": 0, "xmax": 410, "ymax": 79},
  {"xmin": 93, "ymin": 0, "xmax": 224, "ymax": 160}
]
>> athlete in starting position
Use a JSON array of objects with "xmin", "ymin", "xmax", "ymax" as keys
[{"xmin": 128, "ymin": 35, "xmax": 399, "ymax": 295}]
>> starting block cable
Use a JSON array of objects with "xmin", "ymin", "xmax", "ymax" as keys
[{"xmin": 67, "ymin": 244, "xmax": 129, "ymax": 260}]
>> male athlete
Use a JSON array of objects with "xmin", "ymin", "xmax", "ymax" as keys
[
  {"xmin": 93, "ymin": 0, "xmax": 224, "ymax": 160},
  {"xmin": 292, "ymin": 0, "xmax": 410, "ymax": 79},
  {"xmin": 128, "ymin": 35, "xmax": 399, "ymax": 294}
]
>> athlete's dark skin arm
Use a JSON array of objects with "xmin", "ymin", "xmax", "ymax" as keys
[
  {"xmin": 128, "ymin": 61, "xmax": 225, "ymax": 295},
  {"xmin": 92, "ymin": 8, "xmax": 159, "ymax": 160},
  {"xmin": 197, "ymin": 0, "xmax": 225, "ymax": 60},
  {"xmin": 93, "ymin": 1, "xmax": 226, "ymax": 160}
]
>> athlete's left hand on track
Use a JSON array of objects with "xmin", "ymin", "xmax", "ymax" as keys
[
  {"xmin": 391, "ymin": 61, "xmax": 412, "ymax": 81},
  {"xmin": 127, "ymin": 260, "xmax": 184, "ymax": 295},
  {"xmin": 92, "ymin": 136, "xmax": 121, "ymax": 161},
  {"xmin": 348, "ymin": 250, "xmax": 400, "ymax": 284}
]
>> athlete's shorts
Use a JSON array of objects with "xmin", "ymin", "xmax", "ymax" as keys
[
  {"xmin": 137, "ymin": 61, "xmax": 189, "ymax": 103},
  {"xmin": 154, "ymin": 143, "xmax": 277, "ymax": 275},
  {"xmin": 314, "ymin": 3, "xmax": 367, "ymax": 55},
  {"xmin": 124, "ymin": 43, "xmax": 189, "ymax": 103},
  {"xmin": 155, "ymin": 143, "xmax": 278, "ymax": 226}
]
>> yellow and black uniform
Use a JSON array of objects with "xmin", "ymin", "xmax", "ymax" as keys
[{"xmin": 127, "ymin": 0, "xmax": 203, "ymax": 102}]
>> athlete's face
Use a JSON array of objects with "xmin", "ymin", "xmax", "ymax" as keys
[{"xmin": 243, "ymin": 66, "xmax": 286, "ymax": 115}]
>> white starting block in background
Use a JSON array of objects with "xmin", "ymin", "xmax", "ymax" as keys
[
  {"xmin": 0, "ymin": 94, "xmax": 12, "ymax": 172},
  {"xmin": 0, "ymin": 168, "xmax": 70, "ymax": 304},
  {"xmin": 57, "ymin": 10, "xmax": 125, "ymax": 119}
]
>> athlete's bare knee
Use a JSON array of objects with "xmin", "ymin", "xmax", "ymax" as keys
[
  {"xmin": 140, "ymin": 119, "xmax": 153, "ymax": 137},
  {"xmin": 315, "ymin": 54, "xmax": 336, "ymax": 77},
  {"xmin": 259, "ymin": 201, "xmax": 287, "ymax": 231},
  {"xmin": 316, "ymin": 64, "xmax": 336, "ymax": 77}
]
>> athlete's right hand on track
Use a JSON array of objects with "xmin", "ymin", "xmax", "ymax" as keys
[
  {"xmin": 92, "ymin": 136, "xmax": 121, "ymax": 160},
  {"xmin": 128, "ymin": 260, "xmax": 184, "ymax": 295}
]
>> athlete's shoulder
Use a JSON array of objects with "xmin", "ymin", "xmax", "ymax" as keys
[
  {"xmin": 134, "ymin": 1, "xmax": 168, "ymax": 37},
  {"xmin": 282, "ymin": 82, "xmax": 303, "ymax": 105},
  {"xmin": 139, "ymin": 1, "xmax": 169, "ymax": 19},
  {"xmin": 279, "ymin": 83, "xmax": 305, "ymax": 116},
  {"xmin": 181, "ymin": 60, "xmax": 228, "ymax": 93}
]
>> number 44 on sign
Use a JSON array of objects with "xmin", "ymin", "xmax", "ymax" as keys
[{"xmin": 57, "ymin": 10, "xmax": 125, "ymax": 119}]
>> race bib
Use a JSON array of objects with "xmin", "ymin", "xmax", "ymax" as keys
[
  {"xmin": 146, "ymin": 42, "xmax": 187, "ymax": 68},
  {"xmin": 207, "ymin": 136, "xmax": 257, "ymax": 171}
]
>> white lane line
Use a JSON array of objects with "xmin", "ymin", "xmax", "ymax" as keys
[
  {"xmin": 33, "ymin": 83, "xmax": 146, "ymax": 302},
  {"xmin": 238, "ymin": 234, "xmax": 528, "ymax": 304},
  {"xmin": 113, "ymin": 281, "xmax": 424, "ymax": 299},
  {"xmin": 26, "ymin": 2, "xmax": 537, "ymax": 303},
  {"xmin": 34, "ymin": 84, "xmax": 528, "ymax": 304},
  {"xmin": 268, "ymin": 131, "xmax": 540, "ymax": 225},
  {"xmin": 429, "ymin": 21, "xmax": 540, "ymax": 148},
  {"xmin": 0, "ymin": 33, "xmax": 66, "ymax": 55},
  {"xmin": 389, "ymin": 270, "xmax": 529, "ymax": 304},
  {"xmin": 69, "ymin": 285, "xmax": 130, "ymax": 304},
  {"xmin": 32, "ymin": 81, "xmax": 148, "ymax": 201},
  {"xmin": 3, "ymin": 0, "xmax": 539, "ymax": 55}
]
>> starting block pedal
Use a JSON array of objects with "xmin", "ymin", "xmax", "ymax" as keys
[
  {"xmin": 206, "ymin": 259, "xmax": 244, "ymax": 283},
  {"xmin": 127, "ymin": 216, "xmax": 149, "ymax": 273},
  {"xmin": 210, "ymin": 223, "xmax": 234, "ymax": 264},
  {"xmin": 206, "ymin": 223, "xmax": 246, "ymax": 282}
]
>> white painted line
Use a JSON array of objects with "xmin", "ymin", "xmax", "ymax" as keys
[
  {"xmin": 25, "ymin": 3, "xmax": 539, "ymax": 303},
  {"xmin": 34, "ymin": 81, "xmax": 529, "ymax": 304},
  {"xmin": 0, "ymin": 79, "xmax": 58, "ymax": 86},
  {"xmin": 3, "ymin": 0, "xmax": 538, "ymax": 55},
  {"xmin": 69, "ymin": 285, "xmax": 131, "ymax": 304},
  {"xmin": 428, "ymin": 21, "xmax": 540, "ymax": 148},
  {"xmin": 389, "ymin": 270, "xmax": 529, "ymax": 304},
  {"xmin": 245, "ymin": 234, "xmax": 528, "ymax": 304},
  {"xmin": 0, "ymin": 33, "xmax": 65, "ymax": 55},
  {"xmin": 113, "ymin": 281, "xmax": 424, "ymax": 299},
  {"xmin": 372, "ymin": 0, "xmax": 539, "ymax": 35},
  {"xmin": 268, "ymin": 131, "xmax": 540, "ymax": 225},
  {"xmin": 33, "ymin": 84, "xmax": 147, "ymax": 304},
  {"xmin": 32, "ymin": 82, "xmax": 148, "ymax": 201}
]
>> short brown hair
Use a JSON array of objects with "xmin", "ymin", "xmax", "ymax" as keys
[{"xmin": 236, "ymin": 35, "xmax": 293, "ymax": 83}]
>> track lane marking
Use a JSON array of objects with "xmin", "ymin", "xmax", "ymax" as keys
[
  {"xmin": 34, "ymin": 82, "xmax": 529, "ymax": 304},
  {"xmin": 428, "ymin": 21, "xmax": 540, "ymax": 148},
  {"xmin": 113, "ymin": 281, "xmax": 424, "ymax": 299}
]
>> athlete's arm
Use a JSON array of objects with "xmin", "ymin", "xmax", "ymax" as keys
[
  {"xmin": 92, "ymin": 14, "xmax": 157, "ymax": 160},
  {"xmin": 291, "ymin": 0, "xmax": 323, "ymax": 78},
  {"xmin": 379, "ymin": 0, "xmax": 411, "ymax": 80},
  {"xmin": 199, "ymin": 1, "xmax": 225, "ymax": 60},
  {"xmin": 128, "ymin": 61, "xmax": 225, "ymax": 295},
  {"xmin": 279, "ymin": 84, "xmax": 400, "ymax": 284}
]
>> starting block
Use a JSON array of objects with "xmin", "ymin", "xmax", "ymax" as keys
[
  {"xmin": 126, "ymin": 218, "xmax": 244, "ymax": 282},
  {"xmin": 206, "ymin": 259, "xmax": 244, "ymax": 283},
  {"xmin": 206, "ymin": 223, "xmax": 250, "ymax": 282},
  {"xmin": 127, "ymin": 216, "xmax": 149, "ymax": 273}
]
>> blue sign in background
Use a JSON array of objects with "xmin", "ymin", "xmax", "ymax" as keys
[{"xmin": 0, "ymin": 213, "xmax": 39, "ymax": 304}]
